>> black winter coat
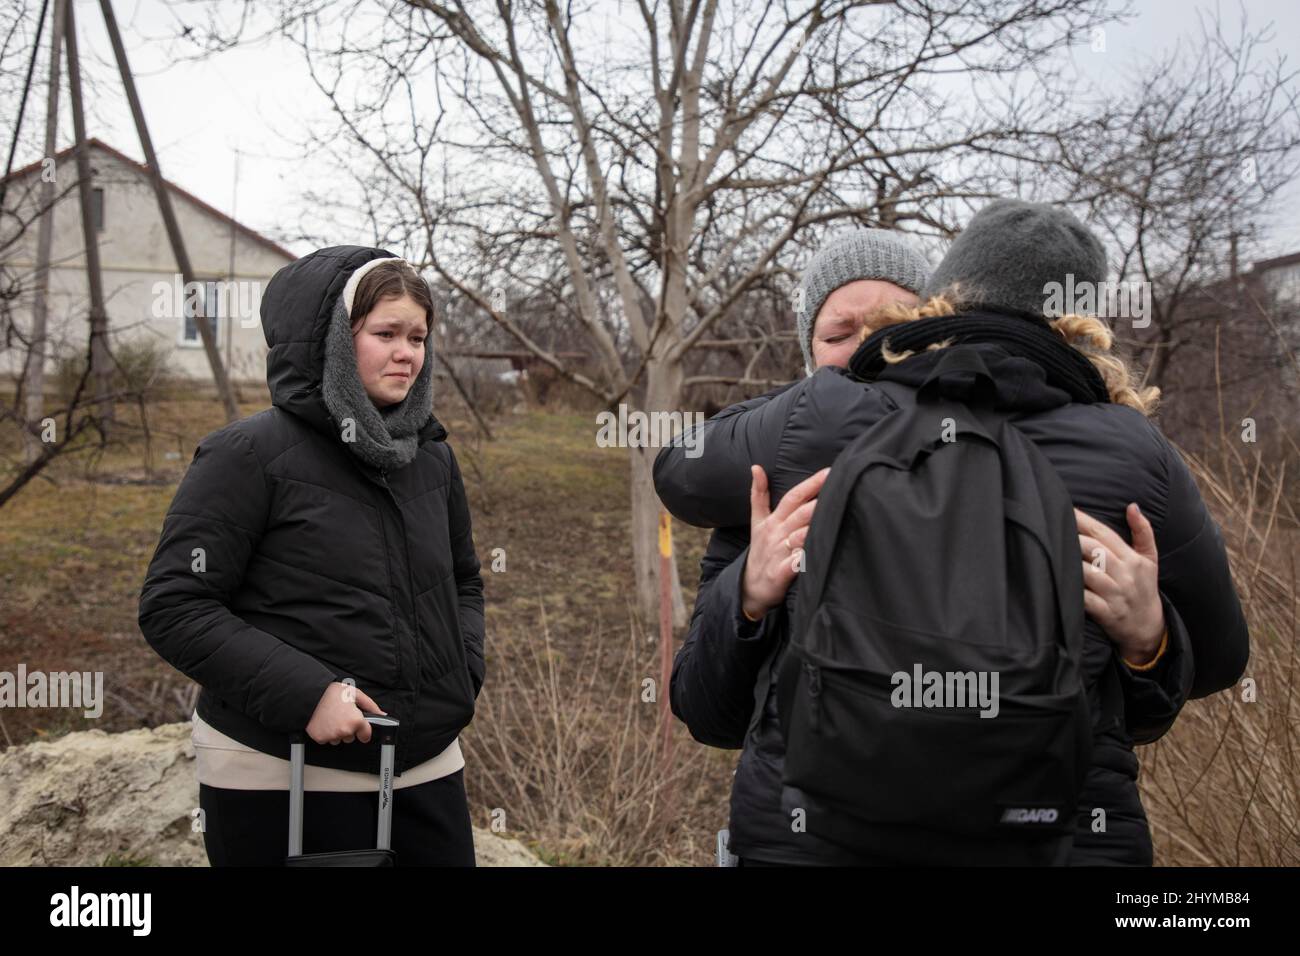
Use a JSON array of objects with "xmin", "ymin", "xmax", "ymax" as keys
[
  {"xmin": 139, "ymin": 246, "xmax": 485, "ymax": 777},
  {"xmin": 655, "ymin": 337, "xmax": 1248, "ymax": 865}
]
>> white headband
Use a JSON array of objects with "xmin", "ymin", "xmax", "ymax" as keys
[{"xmin": 341, "ymin": 256, "xmax": 406, "ymax": 317}]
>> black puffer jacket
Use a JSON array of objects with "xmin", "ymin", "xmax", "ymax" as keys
[
  {"xmin": 139, "ymin": 246, "xmax": 485, "ymax": 777},
  {"xmin": 656, "ymin": 332, "xmax": 1248, "ymax": 865}
]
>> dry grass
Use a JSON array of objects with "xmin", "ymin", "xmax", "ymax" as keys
[
  {"xmin": 1138, "ymin": 437, "xmax": 1300, "ymax": 865},
  {"xmin": 464, "ymin": 601, "xmax": 734, "ymax": 866},
  {"xmin": 452, "ymin": 403, "xmax": 732, "ymax": 866}
]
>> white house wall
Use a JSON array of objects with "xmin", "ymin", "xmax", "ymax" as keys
[{"xmin": 2, "ymin": 145, "xmax": 294, "ymax": 389}]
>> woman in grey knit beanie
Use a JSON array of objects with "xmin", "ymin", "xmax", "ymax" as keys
[{"xmin": 795, "ymin": 228, "xmax": 932, "ymax": 376}]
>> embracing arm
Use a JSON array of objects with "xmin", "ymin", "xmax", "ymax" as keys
[
  {"xmin": 1154, "ymin": 438, "xmax": 1250, "ymax": 699},
  {"xmin": 137, "ymin": 428, "xmax": 337, "ymax": 732},
  {"xmin": 1075, "ymin": 505, "xmax": 1195, "ymax": 744},
  {"xmin": 654, "ymin": 381, "xmax": 802, "ymax": 528},
  {"xmin": 1115, "ymin": 595, "xmax": 1195, "ymax": 744},
  {"xmin": 670, "ymin": 526, "xmax": 778, "ymax": 749}
]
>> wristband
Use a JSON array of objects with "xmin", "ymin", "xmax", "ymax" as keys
[{"xmin": 1122, "ymin": 627, "xmax": 1168, "ymax": 671}]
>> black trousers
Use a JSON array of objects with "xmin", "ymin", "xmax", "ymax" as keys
[{"xmin": 199, "ymin": 768, "xmax": 476, "ymax": 867}]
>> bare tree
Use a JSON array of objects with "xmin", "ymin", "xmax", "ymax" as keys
[
  {"xmin": 1044, "ymin": 11, "xmax": 1300, "ymax": 394},
  {"xmin": 181, "ymin": 0, "xmax": 1119, "ymax": 620}
]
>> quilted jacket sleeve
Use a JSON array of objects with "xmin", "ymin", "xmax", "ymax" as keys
[
  {"xmin": 446, "ymin": 445, "xmax": 486, "ymax": 698},
  {"xmin": 138, "ymin": 426, "xmax": 338, "ymax": 732},
  {"xmin": 669, "ymin": 526, "xmax": 779, "ymax": 749},
  {"xmin": 655, "ymin": 381, "xmax": 805, "ymax": 529},
  {"xmin": 1115, "ymin": 593, "xmax": 1195, "ymax": 745},
  {"xmin": 1150, "ymin": 430, "xmax": 1250, "ymax": 699}
]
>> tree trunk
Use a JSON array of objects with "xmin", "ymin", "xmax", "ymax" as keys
[{"xmin": 630, "ymin": 358, "xmax": 687, "ymax": 630}]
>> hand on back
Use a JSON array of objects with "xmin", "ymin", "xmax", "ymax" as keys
[
  {"xmin": 741, "ymin": 465, "xmax": 830, "ymax": 621},
  {"xmin": 1076, "ymin": 504, "xmax": 1165, "ymax": 666}
]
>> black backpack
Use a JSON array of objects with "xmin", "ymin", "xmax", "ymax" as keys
[{"xmin": 775, "ymin": 347, "xmax": 1093, "ymax": 865}]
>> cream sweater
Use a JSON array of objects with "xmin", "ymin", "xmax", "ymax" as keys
[{"xmin": 191, "ymin": 710, "xmax": 464, "ymax": 791}]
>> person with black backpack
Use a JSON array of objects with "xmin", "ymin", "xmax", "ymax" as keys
[{"xmin": 655, "ymin": 200, "xmax": 1249, "ymax": 865}]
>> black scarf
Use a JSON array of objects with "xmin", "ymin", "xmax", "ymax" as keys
[{"xmin": 849, "ymin": 310, "xmax": 1110, "ymax": 405}]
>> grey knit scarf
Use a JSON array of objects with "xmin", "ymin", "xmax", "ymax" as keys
[{"xmin": 321, "ymin": 295, "xmax": 434, "ymax": 472}]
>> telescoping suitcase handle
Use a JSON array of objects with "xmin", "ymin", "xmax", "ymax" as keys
[{"xmin": 285, "ymin": 713, "xmax": 400, "ymax": 867}]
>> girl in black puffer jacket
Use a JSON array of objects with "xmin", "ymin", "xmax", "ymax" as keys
[
  {"xmin": 139, "ymin": 247, "xmax": 484, "ymax": 865},
  {"xmin": 655, "ymin": 201, "xmax": 1249, "ymax": 865}
]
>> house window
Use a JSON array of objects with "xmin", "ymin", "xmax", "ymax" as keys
[
  {"xmin": 91, "ymin": 187, "xmax": 104, "ymax": 232},
  {"xmin": 181, "ymin": 281, "xmax": 220, "ymax": 346}
]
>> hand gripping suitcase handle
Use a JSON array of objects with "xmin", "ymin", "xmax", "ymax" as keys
[{"xmin": 288, "ymin": 714, "xmax": 400, "ymax": 857}]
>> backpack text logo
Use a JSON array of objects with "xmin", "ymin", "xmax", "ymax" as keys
[{"xmin": 1000, "ymin": 807, "xmax": 1059, "ymax": 825}]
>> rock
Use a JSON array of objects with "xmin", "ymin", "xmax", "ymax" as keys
[{"xmin": 0, "ymin": 722, "xmax": 544, "ymax": 867}]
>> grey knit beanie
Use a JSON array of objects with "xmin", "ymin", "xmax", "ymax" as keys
[
  {"xmin": 795, "ymin": 228, "xmax": 931, "ymax": 376},
  {"xmin": 920, "ymin": 199, "xmax": 1109, "ymax": 322}
]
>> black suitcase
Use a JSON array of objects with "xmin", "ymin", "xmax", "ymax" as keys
[{"xmin": 285, "ymin": 714, "xmax": 400, "ymax": 866}]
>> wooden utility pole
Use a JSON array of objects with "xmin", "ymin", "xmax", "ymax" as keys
[
  {"xmin": 63, "ymin": 0, "xmax": 114, "ymax": 434},
  {"xmin": 20, "ymin": 0, "xmax": 67, "ymax": 461},
  {"xmin": 98, "ymin": 0, "xmax": 240, "ymax": 421}
]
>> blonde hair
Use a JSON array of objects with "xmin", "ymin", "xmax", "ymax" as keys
[{"xmin": 860, "ymin": 294, "xmax": 1160, "ymax": 415}]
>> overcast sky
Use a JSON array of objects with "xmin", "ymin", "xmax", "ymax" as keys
[{"xmin": 10, "ymin": 0, "xmax": 1300, "ymax": 262}]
